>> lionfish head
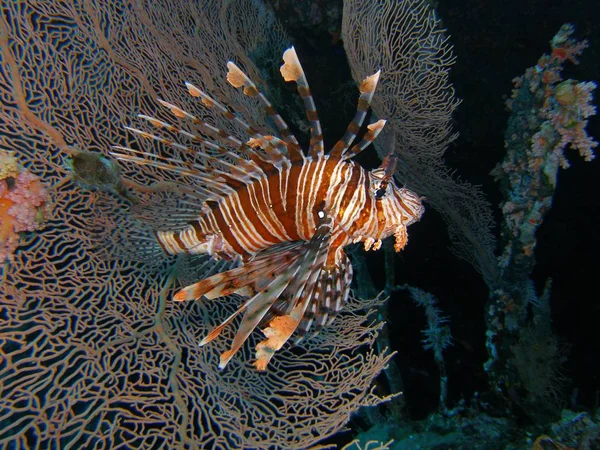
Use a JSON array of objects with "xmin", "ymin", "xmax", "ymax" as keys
[{"xmin": 367, "ymin": 154, "xmax": 425, "ymax": 251}]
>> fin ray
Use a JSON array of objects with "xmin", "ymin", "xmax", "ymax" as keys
[
  {"xmin": 330, "ymin": 71, "xmax": 382, "ymax": 159},
  {"xmin": 341, "ymin": 119, "xmax": 387, "ymax": 160},
  {"xmin": 280, "ymin": 47, "xmax": 324, "ymax": 158},
  {"xmin": 226, "ymin": 61, "xmax": 300, "ymax": 150},
  {"xmin": 196, "ymin": 211, "xmax": 334, "ymax": 369},
  {"xmin": 173, "ymin": 241, "xmax": 303, "ymax": 301}
]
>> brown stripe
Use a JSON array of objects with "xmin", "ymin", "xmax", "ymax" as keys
[
  {"xmin": 346, "ymin": 143, "xmax": 361, "ymax": 158},
  {"xmin": 315, "ymin": 158, "xmax": 340, "ymax": 211},
  {"xmin": 338, "ymin": 166, "xmax": 362, "ymax": 221},
  {"xmin": 348, "ymin": 121, "xmax": 360, "ymax": 134},
  {"xmin": 376, "ymin": 194, "xmax": 386, "ymax": 230},
  {"xmin": 221, "ymin": 175, "xmax": 246, "ymax": 190},
  {"xmin": 205, "ymin": 200, "xmax": 219, "ymax": 210},
  {"xmin": 298, "ymin": 86, "xmax": 310, "ymax": 98},
  {"xmin": 224, "ymin": 111, "xmax": 235, "ymax": 120},
  {"xmin": 306, "ymin": 110, "xmax": 319, "ymax": 121},
  {"xmin": 397, "ymin": 196, "xmax": 412, "ymax": 219},
  {"xmin": 364, "ymin": 128, "xmax": 376, "ymax": 141},
  {"xmin": 154, "ymin": 231, "xmax": 170, "ymax": 254},
  {"xmin": 300, "ymin": 161, "xmax": 319, "ymax": 237},
  {"xmin": 286, "ymin": 142, "xmax": 303, "ymax": 162},
  {"xmin": 309, "ymin": 135, "xmax": 323, "ymax": 146},
  {"xmin": 265, "ymin": 106, "xmax": 276, "ymax": 115},
  {"xmin": 173, "ymin": 232, "xmax": 188, "ymax": 253},
  {"xmin": 266, "ymin": 168, "xmax": 297, "ymax": 238},
  {"xmin": 329, "ymin": 141, "xmax": 345, "ymax": 158},
  {"xmin": 349, "ymin": 188, "xmax": 374, "ymax": 234},
  {"xmin": 190, "ymin": 220, "xmax": 204, "ymax": 241},
  {"xmin": 249, "ymin": 152, "xmax": 276, "ymax": 175},
  {"xmin": 357, "ymin": 98, "xmax": 369, "ymax": 112},
  {"xmin": 211, "ymin": 206, "xmax": 246, "ymax": 256},
  {"xmin": 245, "ymin": 86, "xmax": 259, "ymax": 97},
  {"xmin": 285, "ymin": 162, "xmax": 303, "ymax": 238},
  {"xmin": 235, "ymin": 182, "xmax": 280, "ymax": 244}
]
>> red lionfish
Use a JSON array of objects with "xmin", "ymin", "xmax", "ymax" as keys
[{"xmin": 112, "ymin": 48, "xmax": 424, "ymax": 370}]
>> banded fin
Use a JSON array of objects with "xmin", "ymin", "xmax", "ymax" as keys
[
  {"xmin": 110, "ymin": 146, "xmax": 235, "ymax": 198},
  {"xmin": 226, "ymin": 60, "xmax": 304, "ymax": 162},
  {"xmin": 115, "ymin": 77, "xmax": 299, "ymax": 204},
  {"xmin": 112, "ymin": 127, "xmax": 277, "ymax": 200},
  {"xmin": 341, "ymin": 119, "xmax": 387, "ymax": 161},
  {"xmin": 330, "ymin": 71, "xmax": 382, "ymax": 159},
  {"xmin": 132, "ymin": 190, "xmax": 210, "ymax": 231},
  {"xmin": 139, "ymin": 105, "xmax": 243, "ymax": 157},
  {"xmin": 184, "ymin": 82, "xmax": 271, "ymax": 145},
  {"xmin": 253, "ymin": 229, "xmax": 331, "ymax": 370},
  {"xmin": 295, "ymin": 249, "xmax": 353, "ymax": 342},
  {"xmin": 154, "ymin": 97, "xmax": 273, "ymax": 165},
  {"xmin": 115, "ymin": 125, "xmax": 259, "ymax": 185},
  {"xmin": 246, "ymin": 136, "xmax": 290, "ymax": 169},
  {"xmin": 188, "ymin": 211, "xmax": 334, "ymax": 370},
  {"xmin": 280, "ymin": 47, "xmax": 324, "ymax": 158},
  {"xmin": 183, "ymin": 84, "xmax": 292, "ymax": 168},
  {"xmin": 173, "ymin": 241, "xmax": 301, "ymax": 300}
]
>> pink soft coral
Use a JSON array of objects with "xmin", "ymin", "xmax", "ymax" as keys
[{"xmin": 0, "ymin": 154, "xmax": 50, "ymax": 263}]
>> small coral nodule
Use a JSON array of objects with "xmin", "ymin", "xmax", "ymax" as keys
[
  {"xmin": 0, "ymin": 149, "xmax": 51, "ymax": 263},
  {"xmin": 68, "ymin": 150, "xmax": 137, "ymax": 204}
]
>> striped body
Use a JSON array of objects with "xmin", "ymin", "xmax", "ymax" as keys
[
  {"xmin": 156, "ymin": 154, "xmax": 423, "ymax": 267},
  {"xmin": 113, "ymin": 47, "xmax": 424, "ymax": 370}
]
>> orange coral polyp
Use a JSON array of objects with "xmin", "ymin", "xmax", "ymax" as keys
[
  {"xmin": 551, "ymin": 47, "xmax": 568, "ymax": 61},
  {"xmin": 0, "ymin": 164, "xmax": 49, "ymax": 263},
  {"xmin": 0, "ymin": 196, "xmax": 16, "ymax": 240}
]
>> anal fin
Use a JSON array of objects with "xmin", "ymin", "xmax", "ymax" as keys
[{"xmin": 295, "ymin": 248, "xmax": 353, "ymax": 343}]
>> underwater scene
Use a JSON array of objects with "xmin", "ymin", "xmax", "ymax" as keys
[{"xmin": 1, "ymin": 0, "xmax": 599, "ymax": 449}]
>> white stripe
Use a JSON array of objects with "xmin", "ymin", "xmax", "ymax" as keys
[
  {"xmin": 295, "ymin": 157, "xmax": 311, "ymax": 239},
  {"xmin": 305, "ymin": 158, "xmax": 328, "ymax": 233},
  {"xmin": 340, "ymin": 170, "xmax": 366, "ymax": 227},
  {"xmin": 220, "ymin": 194, "xmax": 266, "ymax": 253},
  {"xmin": 252, "ymin": 174, "xmax": 292, "ymax": 241}
]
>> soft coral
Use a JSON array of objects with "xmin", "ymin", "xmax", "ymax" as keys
[{"xmin": 0, "ymin": 150, "xmax": 50, "ymax": 263}]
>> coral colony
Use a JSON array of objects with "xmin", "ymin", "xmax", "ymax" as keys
[{"xmin": 0, "ymin": 149, "xmax": 50, "ymax": 263}]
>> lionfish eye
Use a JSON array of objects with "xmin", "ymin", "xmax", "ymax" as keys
[{"xmin": 375, "ymin": 186, "xmax": 387, "ymax": 199}]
